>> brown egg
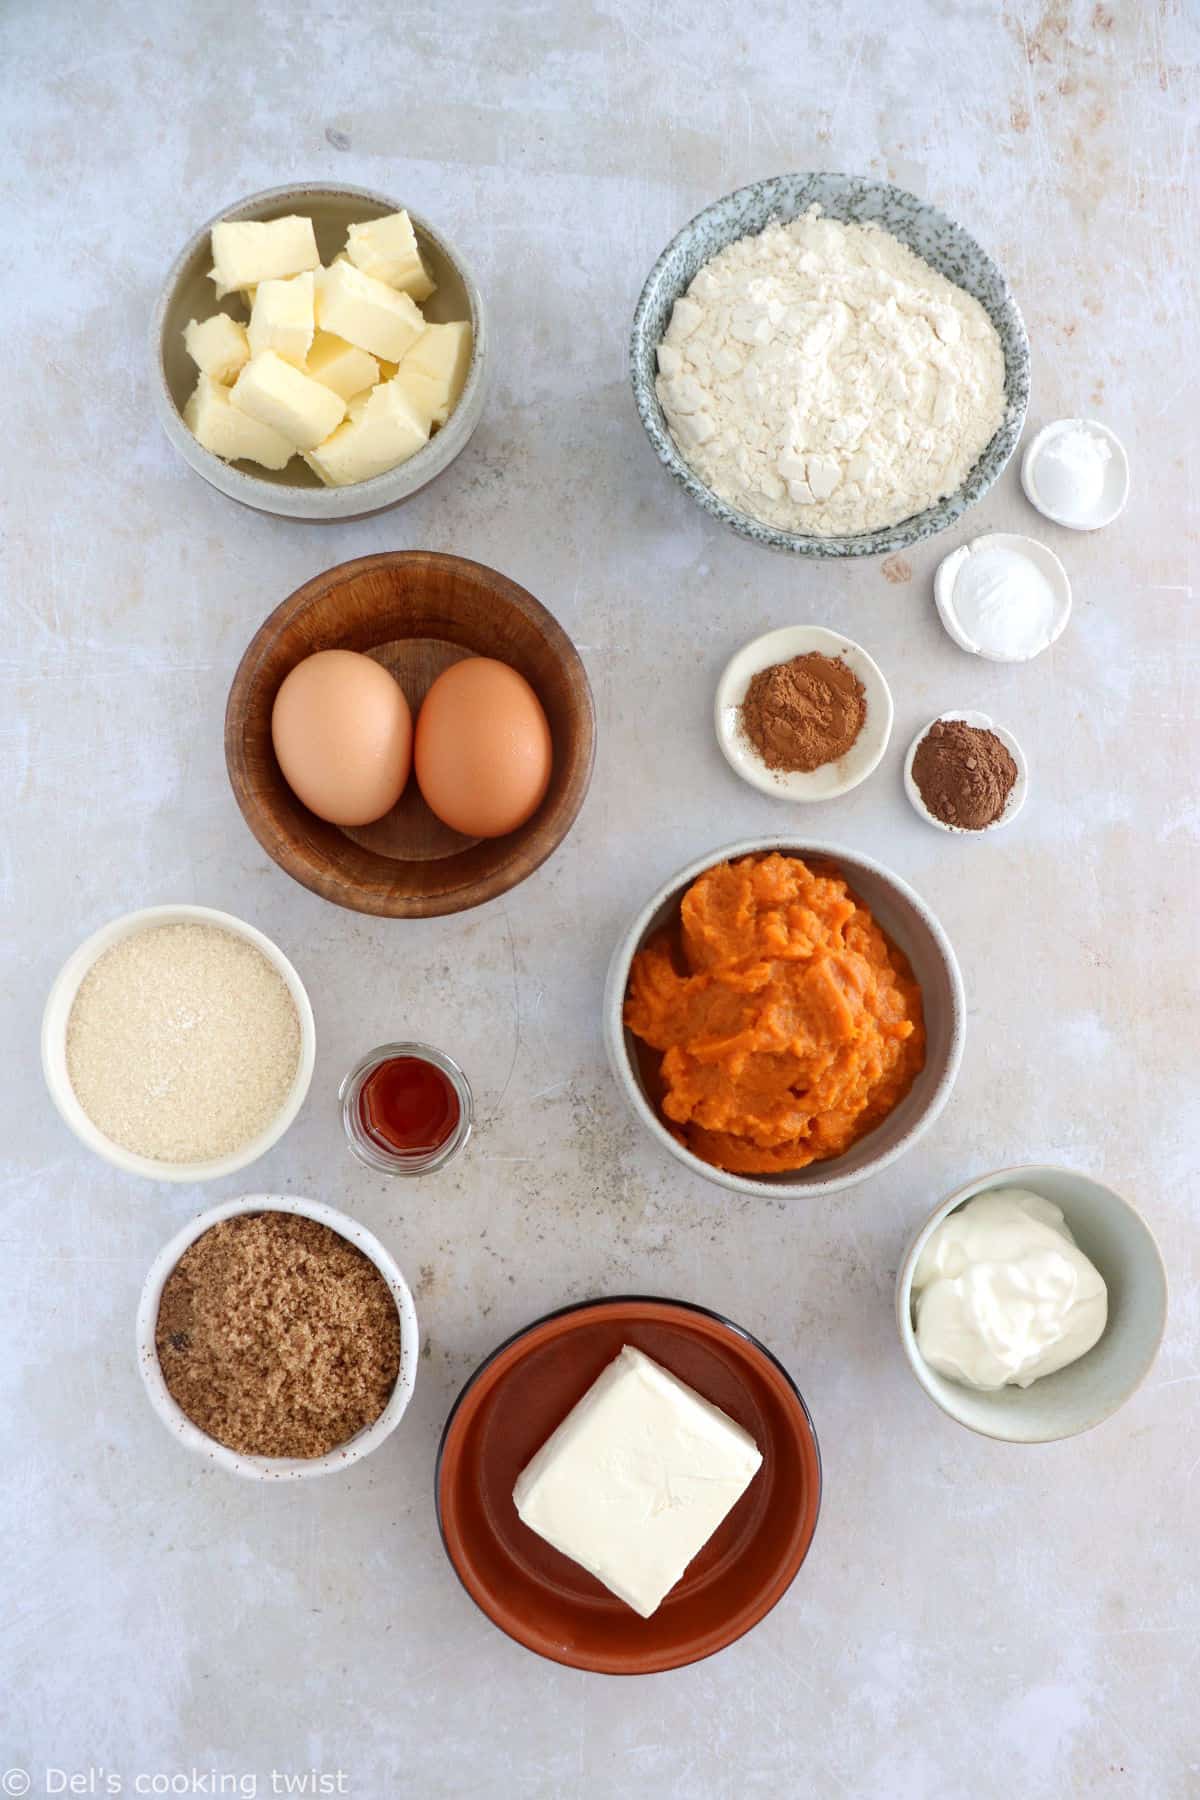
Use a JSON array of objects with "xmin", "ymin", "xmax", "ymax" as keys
[
  {"xmin": 415, "ymin": 657, "xmax": 553, "ymax": 838},
  {"xmin": 271, "ymin": 649, "xmax": 412, "ymax": 826}
]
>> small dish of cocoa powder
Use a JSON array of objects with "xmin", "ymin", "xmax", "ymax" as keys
[
  {"xmin": 715, "ymin": 625, "xmax": 894, "ymax": 802},
  {"xmin": 903, "ymin": 710, "xmax": 1028, "ymax": 833},
  {"xmin": 137, "ymin": 1196, "xmax": 419, "ymax": 1480}
]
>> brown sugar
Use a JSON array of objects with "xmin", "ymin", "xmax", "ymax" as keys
[
  {"xmin": 739, "ymin": 652, "xmax": 867, "ymax": 773},
  {"xmin": 156, "ymin": 1212, "xmax": 401, "ymax": 1459}
]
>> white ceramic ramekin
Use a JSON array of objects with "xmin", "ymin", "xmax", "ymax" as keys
[
  {"xmin": 41, "ymin": 903, "xmax": 315, "ymax": 1182},
  {"xmin": 136, "ymin": 1193, "xmax": 420, "ymax": 1480},
  {"xmin": 714, "ymin": 625, "xmax": 894, "ymax": 801},
  {"xmin": 896, "ymin": 1165, "xmax": 1167, "ymax": 1443}
]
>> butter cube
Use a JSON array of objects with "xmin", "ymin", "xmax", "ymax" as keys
[
  {"xmin": 315, "ymin": 260, "xmax": 426, "ymax": 363},
  {"xmin": 183, "ymin": 313, "xmax": 249, "ymax": 384},
  {"xmin": 183, "ymin": 374, "xmax": 294, "ymax": 470},
  {"xmin": 209, "ymin": 215, "xmax": 319, "ymax": 299},
  {"xmin": 305, "ymin": 331, "xmax": 379, "ymax": 401},
  {"xmin": 513, "ymin": 1346, "xmax": 763, "ymax": 1619},
  {"xmin": 304, "ymin": 378, "xmax": 429, "ymax": 486},
  {"xmin": 395, "ymin": 320, "xmax": 473, "ymax": 427},
  {"xmin": 247, "ymin": 272, "xmax": 315, "ymax": 367},
  {"xmin": 345, "ymin": 211, "xmax": 436, "ymax": 301},
  {"xmin": 230, "ymin": 351, "xmax": 345, "ymax": 451}
]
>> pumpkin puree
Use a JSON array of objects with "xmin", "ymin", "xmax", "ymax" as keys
[{"xmin": 625, "ymin": 853, "xmax": 925, "ymax": 1175}]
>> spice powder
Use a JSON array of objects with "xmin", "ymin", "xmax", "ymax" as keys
[
  {"xmin": 156, "ymin": 1212, "xmax": 401, "ymax": 1459},
  {"xmin": 740, "ymin": 652, "xmax": 867, "ymax": 773}
]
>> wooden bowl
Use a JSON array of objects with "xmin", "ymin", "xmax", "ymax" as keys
[
  {"xmin": 436, "ymin": 1297, "xmax": 822, "ymax": 1674},
  {"xmin": 225, "ymin": 552, "xmax": 595, "ymax": 918}
]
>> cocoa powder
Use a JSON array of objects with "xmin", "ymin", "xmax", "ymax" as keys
[
  {"xmin": 911, "ymin": 718, "xmax": 1017, "ymax": 830},
  {"xmin": 740, "ymin": 652, "xmax": 867, "ymax": 773},
  {"xmin": 156, "ymin": 1211, "xmax": 401, "ymax": 1459}
]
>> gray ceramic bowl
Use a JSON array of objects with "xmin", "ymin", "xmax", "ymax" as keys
[
  {"xmin": 896, "ymin": 1165, "xmax": 1167, "ymax": 1442},
  {"xmin": 603, "ymin": 839, "xmax": 965, "ymax": 1198},
  {"xmin": 630, "ymin": 172, "xmax": 1030, "ymax": 557},
  {"xmin": 151, "ymin": 183, "xmax": 488, "ymax": 520}
]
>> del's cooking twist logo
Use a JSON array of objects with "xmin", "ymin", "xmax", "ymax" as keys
[{"xmin": 5, "ymin": 1773, "xmax": 349, "ymax": 1796}]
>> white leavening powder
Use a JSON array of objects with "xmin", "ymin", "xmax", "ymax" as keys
[
  {"xmin": 656, "ymin": 210, "xmax": 1007, "ymax": 537},
  {"xmin": 66, "ymin": 923, "xmax": 301, "ymax": 1163}
]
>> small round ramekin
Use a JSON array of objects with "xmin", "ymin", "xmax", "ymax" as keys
[
  {"xmin": 903, "ymin": 710, "xmax": 1029, "ymax": 834},
  {"xmin": 41, "ymin": 903, "xmax": 315, "ymax": 1182},
  {"xmin": 340, "ymin": 1041, "xmax": 474, "ymax": 1175},
  {"xmin": 136, "ymin": 1193, "xmax": 419, "ymax": 1480},
  {"xmin": 714, "ymin": 625, "xmax": 893, "ymax": 802},
  {"xmin": 896, "ymin": 1164, "xmax": 1167, "ymax": 1442}
]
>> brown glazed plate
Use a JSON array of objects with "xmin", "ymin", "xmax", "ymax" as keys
[{"xmin": 436, "ymin": 1296, "xmax": 822, "ymax": 1674}]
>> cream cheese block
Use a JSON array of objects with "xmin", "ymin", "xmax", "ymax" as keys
[
  {"xmin": 345, "ymin": 210, "xmax": 436, "ymax": 301},
  {"xmin": 247, "ymin": 271, "xmax": 315, "ymax": 367},
  {"xmin": 230, "ymin": 350, "xmax": 345, "ymax": 451},
  {"xmin": 209, "ymin": 215, "xmax": 319, "ymax": 299},
  {"xmin": 183, "ymin": 374, "xmax": 294, "ymax": 470},
  {"xmin": 303, "ymin": 377, "xmax": 430, "ymax": 486},
  {"xmin": 304, "ymin": 331, "xmax": 380, "ymax": 402},
  {"xmin": 512, "ymin": 1344, "xmax": 763, "ymax": 1619},
  {"xmin": 315, "ymin": 260, "xmax": 426, "ymax": 364},
  {"xmin": 183, "ymin": 313, "xmax": 250, "ymax": 384}
]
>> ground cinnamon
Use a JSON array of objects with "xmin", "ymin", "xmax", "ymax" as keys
[
  {"xmin": 156, "ymin": 1212, "xmax": 401, "ymax": 1458},
  {"xmin": 740, "ymin": 652, "xmax": 866, "ymax": 773},
  {"xmin": 911, "ymin": 718, "xmax": 1017, "ymax": 830}
]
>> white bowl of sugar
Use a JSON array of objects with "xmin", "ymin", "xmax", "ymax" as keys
[{"xmin": 41, "ymin": 903, "xmax": 315, "ymax": 1182}]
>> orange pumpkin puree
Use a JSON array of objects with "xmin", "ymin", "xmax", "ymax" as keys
[{"xmin": 624, "ymin": 853, "xmax": 925, "ymax": 1175}]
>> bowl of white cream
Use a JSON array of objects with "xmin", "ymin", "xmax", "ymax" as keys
[{"xmin": 895, "ymin": 1164, "xmax": 1166, "ymax": 1442}]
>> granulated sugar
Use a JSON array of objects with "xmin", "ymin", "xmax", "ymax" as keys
[{"xmin": 66, "ymin": 922, "xmax": 301, "ymax": 1162}]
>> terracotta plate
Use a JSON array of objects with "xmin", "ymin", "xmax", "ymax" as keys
[{"xmin": 436, "ymin": 1297, "xmax": 822, "ymax": 1674}]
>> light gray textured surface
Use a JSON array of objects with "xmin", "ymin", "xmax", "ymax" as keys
[{"xmin": 2, "ymin": 2, "xmax": 1197, "ymax": 1796}]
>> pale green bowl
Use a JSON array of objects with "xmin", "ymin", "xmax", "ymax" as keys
[{"xmin": 896, "ymin": 1164, "xmax": 1167, "ymax": 1442}]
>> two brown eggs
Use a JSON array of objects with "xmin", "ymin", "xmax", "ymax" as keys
[{"xmin": 271, "ymin": 648, "xmax": 553, "ymax": 839}]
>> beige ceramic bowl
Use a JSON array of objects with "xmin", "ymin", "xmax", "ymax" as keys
[
  {"xmin": 896, "ymin": 1164, "xmax": 1167, "ymax": 1442},
  {"xmin": 137, "ymin": 1193, "xmax": 420, "ymax": 1480},
  {"xmin": 603, "ymin": 838, "xmax": 964, "ymax": 1198},
  {"xmin": 41, "ymin": 903, "xmax": 315, "ymax": 1183},
  {"xmin": 151, "ymin": 182, "xmax": 488, "ymax": 520}
]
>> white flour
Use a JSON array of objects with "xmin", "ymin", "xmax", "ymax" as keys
[{"xmin": 656, "ymin": 211, "xmax": 1007, "ymax": 537}]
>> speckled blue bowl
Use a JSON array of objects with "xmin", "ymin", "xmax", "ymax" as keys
[{"xmin": 630, "ymin": 173, "xmax": 1030, "ymax": 558}]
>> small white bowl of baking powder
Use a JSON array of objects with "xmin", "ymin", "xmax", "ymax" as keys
[
  {"xmin": 934, "ymin": 533, "xmax": 1072, "ymax": 663},
  {"xmin": 1021, "ymin": 418, "xmax": 1129, "ymax": 531},
  {"xmin": 41, "ymin": 903, "xmax": 315, "ymax": 1182}
]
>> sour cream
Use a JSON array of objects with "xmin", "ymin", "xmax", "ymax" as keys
[{"xmin": 912, "ymin": 1189, "xmax": 1107, "ymax": 1390}]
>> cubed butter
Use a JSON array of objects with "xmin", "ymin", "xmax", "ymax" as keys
[
  {"xmin": 183, "ymin": 374, "xmax": 294, "ymax": 470},
  {"xmin": 315, "ymin": 260, "xmax": 426, "ymax": 364},
  {"xmin": 247, "ymin": 272, "xmax": 315, "ymax": 367},
  {"xmin": 345, "ymin": 210, "xmax": 436, "ymax": 301},
  {"xmin": 304, "ymin": 378, "xmax": 430, "ymax": 486},
  {"xmin": 183, "ymin": 313, "xmax": 249, "ymax": 385},
  {"xmin": 395, "ymin": 320, "xmax": 473, "ymax": 427},
  {"xmin": 512, "ymin": 1346, "xmax": 763, "ymax": 1620},
  {"xmin": 305, "ymin": 331, "xmax": 380, "ymax": 401},
  {"xmin": 209, "ymin": 215, "xmax": 320, "ymax": 298},
  {"xmin": 230, "ymin": 351, "xmax": 345, "ymax": 452}
]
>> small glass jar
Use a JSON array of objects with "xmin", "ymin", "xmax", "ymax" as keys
[{"xmin": 340, "ymin": 1042, "xmax": 474, "ymax": 1176}]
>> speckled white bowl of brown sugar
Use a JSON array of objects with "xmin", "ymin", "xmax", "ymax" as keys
[
  {"xmin": 136, "ymin": 1194, "xmax": 420, "ymax": 1480},
  {"xmin": 41, "ymin": 904, "xmax": 315, "ymax": 1181}
]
